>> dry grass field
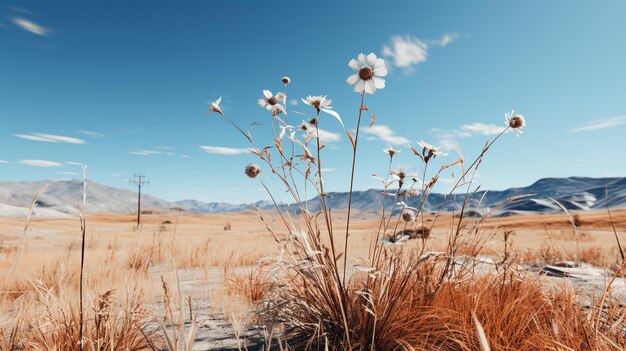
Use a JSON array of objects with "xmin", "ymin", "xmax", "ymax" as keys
[{"xmin": 1, "ymin": 209, "xmax": 625, "ymax": 350}]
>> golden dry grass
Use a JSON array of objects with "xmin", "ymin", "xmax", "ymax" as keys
[{"xmin": 0, "ymin": 209, "xmax": 625, "ymax": 350}]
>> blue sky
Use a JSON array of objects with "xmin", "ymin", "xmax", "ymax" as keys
[{"xmin": 1, "ymin": 0, "xmax": 625, "ymax": 203}]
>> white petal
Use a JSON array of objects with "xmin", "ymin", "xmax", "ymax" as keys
[
  {"xmin": 321, "ymin": 108, "xmax": 344, "ymax": 128},
  {"xmin": 216, "ymin": 96, "xmax": 222, "ymax": 104},
  {"xmin": 276, "ymin": 104, "xmax": 287, "ymax": 115},
  {"xmin": 373, "ymin": 60, "xmax": 388, "ymax": 77},
  {"xmin": 357, "ymin": 53, "xmax": 366, "ymax": 66},
  {"xmin": 346, "ymin": 74, "xmax": 359, "ymax": 85},
  {"xmin": 301, "ymin": 97, "xmax": 311, "ymax": 106},
  {"xmin": 366, "ymin": 53, "xmax": 377, "ymax": 66},
  {"xmin": 354, "ymin": 80, "xmax": 365, "ymax": 93},
  {"xmin": 258, "ymin": 99, "xmax": 268, "ymax": 107},
  {"xmin": 348, "ymin": 58, "xmax": 359, "ymax": 70},
  {"xmin": 263, "ymin": 90, "xmax": 273, "ymax": 99},
  {"xmin": 372, "ymin": 76, "xmax": 385, "ymax": 89},
  {"xmin": 365, "ymin": 80, "xmax": 376, "ymax": 94}
]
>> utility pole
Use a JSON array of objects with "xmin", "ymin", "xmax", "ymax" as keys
[{"xmin": 130, "ymin": 174, "xmax": 149, "ymax": 226}]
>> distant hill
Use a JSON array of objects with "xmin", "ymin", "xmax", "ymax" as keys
[
  {"xmin": 175, "ymin": 177, "xmax": 626, "ymax": 216},
  {"xmin": 0, "ymin": 177, "xmax": 624, "ymax": 217},
  {"xmin": 0, "ymin": 180, "xmax": 175, "ymax": 217}
]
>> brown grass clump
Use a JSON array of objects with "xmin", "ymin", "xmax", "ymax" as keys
[
  {"xmin": 225, "ymin": 266, "xmax": 274, "ymax": 304},
  {"xmin": 5, "ymin": 282, "xmax": 155, "ymax": 350}
]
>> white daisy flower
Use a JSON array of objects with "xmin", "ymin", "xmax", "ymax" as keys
[
  {"xmin": 208, "ymin": 97, "xmax": 223, "ymax": 115},
  {"xmin": 258, "ymin": 90, "xmax": 287, "ymax": 116},
  {"xmin": 383, "ymin": 147, "xmax": 401, "ymax": 158},
  {"xmin": 417, "ymin": 140, "xmax": 447, "ymax": 163},
  {"xmin": 346, "ymin": 53, "xmax": 388, "ymax": 95},
  {"xmin": 505, "ymin": 110, "xmax": 526, "ymax": 137},
  {"xmin": 281, "ymin": 76, "xmax": 291, "ymax": 84},
  {"xmin": 301, "ymin": 95, "xmax": 344, "ymax": 128}
]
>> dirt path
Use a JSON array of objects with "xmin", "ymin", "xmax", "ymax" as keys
[{"xmin": 149, "ymin": 267, "xmax": 266, "ymax": 350}]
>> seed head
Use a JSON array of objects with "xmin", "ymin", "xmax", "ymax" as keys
[
  {"xmin": 244, "ymin": 163, "xmax": 261, "ymax": 179},
  {"xmin": 401, "ymin": 209, "xmax": 416, "ymax": 222},
  {"xmin": 281, "ymin": 76, "xmax": 291, "ymax": 84},
  {"xmin": 407, "ymin": 188, "xmax": 419, "ymax": 197}
]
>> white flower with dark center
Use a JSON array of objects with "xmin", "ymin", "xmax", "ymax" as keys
[
  {"xmin": 347, "ymin": 53, "xmax": 388, "ymax": 95},
  {"xmin": 208, "ymin": 97, "xmax": 223, "ymax": 115},
  {"xmin": 417, "ymin": 140, "xmax": 447, "ymax": 163},
  {"xmin": 505, "ymin": 110, "xmax": 526, "ymax": 137},
  {"xmin": 301, "ymin": 95, "xmax": 344, "ymax": 128},
  {"xmin": 281, "ymin": 76, "xmax": 291, "ymax": 84},
  {"xmin": 258, "ymin": 90, "xmax": 287, "ymax": 116},
  {"xmin": 407, "ymin": 188, "xmax": 419, "ymax": 197},
  {"xmin": 383, "ymin": 147, "xmax": 401, "ymax": 158}
]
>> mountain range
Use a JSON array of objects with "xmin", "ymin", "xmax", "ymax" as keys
[{"xmin": 0, "ymin": 177, "xmax": 624, "ymax": 218}]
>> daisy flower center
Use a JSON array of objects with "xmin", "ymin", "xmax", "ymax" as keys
[
  {"xmin": 310, "ymin": 100, "xmax": 321, "ymax": 109},
  {"xmin": 509, "ymin": 116, "xmax": 524, "ymax": 128},
  {"xmin": 359, "ymin": 67, "xmax": 373, "ymax": 81},
  {"xmin": 268, "ymin": 97, "xmax": 278, "ymax": 105}
]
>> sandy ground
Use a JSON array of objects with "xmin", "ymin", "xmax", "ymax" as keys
[{"xmin": 1, "ymin": 209, "xmax": 626, "ymax": 349}]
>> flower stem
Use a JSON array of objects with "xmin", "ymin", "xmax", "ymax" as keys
[{"xmin": 343, "ymin": 92, "xmax": 365, "ymax": 281}]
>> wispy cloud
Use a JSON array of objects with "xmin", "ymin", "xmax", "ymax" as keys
[
  {"xmin": 19, "ymin": 159, "xmax": 63, "ymax": 167},
  {"xmin": 0, "ymin": 160, "xmax": 9, "ymax": 164},
  {"xmin": 289, "ymin": 99, "xmax": 299, "ymax": 106},
  {"xmin": 55, "ymin": 171, "xmax": 78, "ymax": 175},
  {"xmin": 111, "ymin": 171, "xmax": 126, "ymax": 177},
  {"xmin": 430, "ymin": 122, "xmax": 505, "ymax": 154},
  {"xmin": 382, "ymin": 33, "xmax": 458, "ymax": 74},
  {"xmin": 315, "ymin": 128, "xmax": 341, "ymax": 143},
  {"xmin": 362, "ymin": 125, "xmax": 410, "ymax": 145},
  {"xmin": 181, "ymin": 154, "xmax": 191, "ymax": 159},
  {"xmin": 15, "ymin": 133, "xmax": 86, "ymax": 144},
  {"xmin": 130, "ymin": 150, "xmax": 162, "ymax": 156},
  {"xmin": 11, "ymin": 17, "xmax": 50, "ymax": 36},
  {"xmin": 431, "ymin": 33, "xmax": 459, "ymax": 47},
  {"xmin": 78, "ymin": 130, "xmax": 105, "ymax": 138},
  {"xmin": 432, "ymin": 122, "xmax": 505, "ymax": 140},
  {"xmin": 65, "ymin": 161, "xmax": 82, "ymax": 166},
  {"xmin": 567, "ymin": 115, "xmax": 626, "ymax": 133},
  {"xmin": 199, "ymin": 146, "xmax": 251, "ymax": 155}
]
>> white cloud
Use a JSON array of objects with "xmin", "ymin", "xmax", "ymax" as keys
[
  {"xmin": 362, "ymin": 125, "xmax": 410, "ymax": 145},
  {"xmin": 111, "ymin": 171, "xmax": 126, "ymax": 177},
  {"xmin": 65, "ymin": 161, "xmax": 82, "ymax": 166},
  {"xmin": 130, "ymin": 150, "xmax": 162, "ymax": 156},
  {"xmin": 11, "ymin": 17, "xmax": 49, "ymax": 36},
  {"xmin": 55, "ymin": 171, "xmax": 78, "ymax": 175},
  {"xmin": 0, "ymin": 160, "xmax": 9, "ymax": 164},
  {"xmin": 15, "ymin": 133, "xmax": 86, "ymax": 144},
  {"xmin": 315, "ymin": 128, "xmax": 341, "ymax": 143},
  {"xmin": 199, "ymin": 146, "xmax": 251, "ymax": 155},
  {"xmin": 433, "ymin": 123, "xmax": 505, "ymax": 139},
  {"xmin": 289, "ymin": 99, "xmax": 299, "ymax": 106},
  {"xmin": 19, "ymin": 159, "xmax": 63, "ymax": 167},
  {"xmin": 78, "ymin": 130, "xmax": 105, "ymax": 138},
  {"xmin": 432, "ymin": 33, "xmax": 459, "ymax": 47},
  {"xmin": 382, "ymin": 36, "xmax": 428, "ymax": 68},
  {"xmin": 432, "ymin": 122, "xmax": 505, "ymax": 154},
  {"xmin": 181, "ymin": 154, "xmax": 191, "ymax": 159},
  {"xmin": 454, "ymin": 123, "xmax": 505, "ymax": 137},
  {"xmin": 567, "ymin": 115, "xmax": 626, "ymax": 133},
  {"xmin": 382, "ymin": 33, "xmax": 458, "ymax": 73}
]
